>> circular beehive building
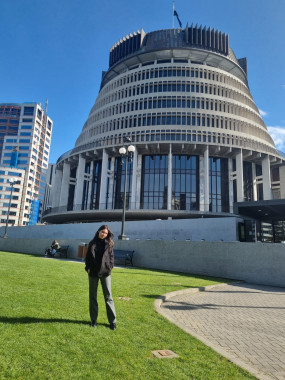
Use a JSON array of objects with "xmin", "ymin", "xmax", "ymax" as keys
[{"xmin": 44, "ymin": 25, "xmax": 285, "ymax": 224}]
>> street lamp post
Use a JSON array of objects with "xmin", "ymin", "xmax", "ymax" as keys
[
  {"xmin": 118, "ymin": 137, "xmax": 135, "ymax": 240},
  {"xmin": 3, "ymin": 178, "xmax": 16, "ymax": 239}
]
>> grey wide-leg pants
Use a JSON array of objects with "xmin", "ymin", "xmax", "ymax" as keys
[{"xmin": 88, "ymin": 274, "xmax": 116, "ymax": 324}]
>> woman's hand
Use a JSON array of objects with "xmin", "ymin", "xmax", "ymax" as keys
[{"xmin": 88, "ymin": 269, "xmax": 90, "ymax": 274}]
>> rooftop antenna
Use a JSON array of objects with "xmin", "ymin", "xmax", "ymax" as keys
[{"xmin": 44, "ymin": 98, "xmax": 48, "ymax": 114}]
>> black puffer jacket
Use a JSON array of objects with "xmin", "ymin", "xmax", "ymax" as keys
[{"xmin": 85, "ymin": 240, "xmax": 114, "ymax": 277}]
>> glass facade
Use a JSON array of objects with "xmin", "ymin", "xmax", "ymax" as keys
[
  {"xmin": 141, "ymin": 155, "xmax": 168, "ymax": 209},
  {"xmin": 67, "ymin": 167, "xmax": 76, "ymax": 211},
  {"xmin": 209, "ymin": 157, "xmax": 229, "ymax": 212},
  {"xmin": 113, "ymin": 157, "xmax": 133, "ymax": 210},
  {"xmin": 172, "ymin": 155, "xmax": 199, "ymax": 210},
  {"xmin": 243, "ymin": 161, "xmax": 253, "ymax": 202}
]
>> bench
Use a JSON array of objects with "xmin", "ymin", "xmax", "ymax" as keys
[
  {"xmin": 114, "ymin": 249, "xmax": 134, "ymax": 267},
  {"xmin": 44, "ymin": 245, "xmax": 70, "ymax": 258},
  {"xmin": 57, "ymin": 245, "xmax": 69, "ymax": 258}
]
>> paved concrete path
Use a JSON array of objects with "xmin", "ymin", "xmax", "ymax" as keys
[{"xmin": 155, "ymin": 283, "xmax": 285, "ymax": 380}]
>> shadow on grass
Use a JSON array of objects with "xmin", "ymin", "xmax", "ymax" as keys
[
  {"xmin": 115, "ymin": 267, "xmax": 231, "ymax": 283},
  {"xmin": 140, "ymin": 284, "xmax": 194, "ymax": 289},
  {"xmin": 141, "ymin": 294, "xmax": 162, "ymax": 299},
  {"xmin": 0, "ymin": 316, "xmax": 110, "ymax": 326}
]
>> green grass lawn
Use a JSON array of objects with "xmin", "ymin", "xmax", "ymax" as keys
[{"xmin": 0, "ymin": 251, "xmax": 256, "ymax": 380}]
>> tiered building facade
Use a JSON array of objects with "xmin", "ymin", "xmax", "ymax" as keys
[{"xmin": 44, "ymin": 26, "xmax": 285, "ymax": 230}]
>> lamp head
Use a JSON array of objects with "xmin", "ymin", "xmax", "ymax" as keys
[
  {"xmin": 9, "ymin": 178, "xmax": 16, "ymax": 185},
  {"xmin": 128, "ymin": 145, "xmax": 135, "ymax": 153},
  {"xmin": 119, "ymin": 147, "xmax": 127, "ymax": 155}
]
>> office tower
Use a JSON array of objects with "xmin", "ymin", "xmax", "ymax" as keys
[{"xmin": 0, "ymin": 102, "xmax": 53, "ymax": 226}]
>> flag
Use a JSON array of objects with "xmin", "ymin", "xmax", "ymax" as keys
[{"xmin": 174, "ymin": 9, "xmax": 182, "ymax": 28}]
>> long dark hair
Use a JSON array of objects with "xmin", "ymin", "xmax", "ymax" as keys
[{"xmin": 91, "ymin": 225, "xmax": 114, "ymax": 247}]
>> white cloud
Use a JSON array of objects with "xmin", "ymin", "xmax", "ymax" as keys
[
  {"xmin": 259, "ymin": 109, "xmax": 268, "ymax": 117},
  {"xmin": 282, "ymin": 84, "xmax": 285, "ymax": 89},
  {"xmin": 268, "ymin": 126, "xmax": 285, "ymax": 152}
]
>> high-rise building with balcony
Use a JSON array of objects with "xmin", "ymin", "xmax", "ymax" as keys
[
  {"xmin": 0, "ymin": 102, "xmax": 53, "ymax": 226},
  {"xmin": 43, "ymin": 25, "xmax": 285, "ymax": 240}
]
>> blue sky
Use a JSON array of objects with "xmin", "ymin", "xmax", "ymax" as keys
[{"xmin": 1, "ymin": 0, "xmax": 285, "ymax": 163}]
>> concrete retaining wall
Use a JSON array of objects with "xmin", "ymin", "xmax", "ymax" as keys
[
  {"xmin": 124, "ymin": 240, "xmax": 285, "ymax": 287},
  {"xmin": 1, "ymin": 232, "xmax": 285, "ymax": 288},
  {"xmin": 0, "ymin": 217, "xmax": 239, "ymax": 242}
]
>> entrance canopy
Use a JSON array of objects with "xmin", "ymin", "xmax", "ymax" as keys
[{"xmin": 234, "ymin": 200, "xmax": 285, "ymax": 222}]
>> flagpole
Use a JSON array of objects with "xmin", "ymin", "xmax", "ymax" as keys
[{"xmin": 172, "ymin": 0, "xmax": 175, "ymax": 28}]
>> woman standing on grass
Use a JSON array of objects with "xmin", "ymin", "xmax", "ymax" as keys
[{"xmin": 85, "ymin": 225, "xmax": 117, "ymax": 330}]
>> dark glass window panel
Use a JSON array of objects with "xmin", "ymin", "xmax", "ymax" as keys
[
  {"xmin": 172, "ymin": 155, "xmax": 199, "ymax": 211},
  {"xmin": 67, "ymin": 184, "xmax": 75, "ymax": 211},
  {"xmin": 141, "ymin": 155, "xmax": 168, "ymax": 209},
  {"xmin": 273, "ymin": 221, "xmax": 285, "ymax": 243},
  {"xmin": 256, "ymin": 164, "xmax": 262, "ymax": 176},
  {"xmin": 23, "ymin": 107, "xmax": 34, "ymax": 116},
  {"xmin": 90, "ymin": 160, "xmax": 102, "ymax": 209},
  {"xmin": 243, "ymin": 161, "xmax": 253, "ymax": 201},
  {"xmin": 70, "ymin": 167, "xmax": 77, "ymax": 179},
  {"xmin": 209, "ymin": 157, "xmax": 229, "ymax": 212},
  {"xmin": 113, "ymin": 157, "xmax": 133, "ymax": 209}
]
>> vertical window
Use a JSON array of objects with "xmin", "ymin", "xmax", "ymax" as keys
[
  {"xmin": 23, "ymin": 107, "xmax": 34, "ymax": 116},
  {"xmin": 243, "ymin": 161, "xmax": 253, "ymax": 202},
  {"xmin": 141, "ymin": 155, "xmax": 168, "ymax": 209},
  {"xmin": 172, "ymin": 155, "xmax": 199, "ymax": 210},
  {"xmin": 209, "ymin": 157, "xmax": 229, "ymax": 212},
  {"xmin": 90, "ymin": 161, "xmax": 102, "ymax": 209},
  {"xmin": 113, "ymin": 157, "xmax": 133, "ymax": 209}
]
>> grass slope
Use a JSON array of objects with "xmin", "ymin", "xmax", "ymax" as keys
[{"xmin": 0, "ymin": 252, "xmax": 256, "ymax": 380}]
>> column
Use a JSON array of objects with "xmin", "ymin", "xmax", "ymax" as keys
[
  {"xmin": 262, "ymin": 155, "xmax": 272, "ymax": 200},
  {"xmin": 73, "ymin": 155, "xmax": 86, "ymax": 208},
  {"xmin": 59, "ymin": 161, "xmax": 70, "ymax": 207},
  {"xmin": 280, "ymin": 166, "xmax": 285, "ymax": 198},
  {"xmin": 87, "ymin": 160, "xmax": 94, "ymax": 208},
  {"xmin": 51, "ymin": 167, "xmax": 63, "ymax": 208},
  {"xmin": 199, "ymin": 147, "xmax": 209, "ymax": 212},
  {"xmin": 99, "ymin": 149, "xmax": 108, "ymax": 210},
  {"xmin": 135, "ymin": 154, "xmax": 142, "ymax": 209},
  {"xmin": 99, "ymin": 149, "xmax": 109, "ymax": 210},
  {"xmin": 252, "ymin": 163, "xmax": 257, "ymax": 201},
  {"xmin": 107, "ymin": 157, "xmax": 115, "ymax": 210},
  {"xmin": 236, "ymin": 150, "xmax": 244, "ymax": 202},
  {"xmin": 199, "ymin": 154, "xmax": 205, "ymax": 211},
  {"xmin": 130, "ymin": 148, "xmax": 138, "ymax": 210},
  {"xmin": 167, "ymin": 144, "xmax": 172, "ymax": 211},
  {"xmin": 228, "ymin": 158, "xmax": 234, "ymax": 213},
  {"xmin": 204, "ymin": 146, "xmax": 209, "ymax": 212}
]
